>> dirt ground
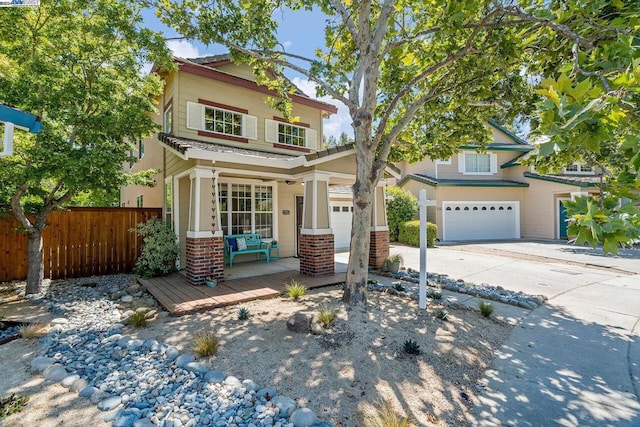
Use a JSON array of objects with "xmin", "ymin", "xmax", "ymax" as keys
[{"xmin": 1, "ymin": 285, "xmax": 512, "ymax": 426}]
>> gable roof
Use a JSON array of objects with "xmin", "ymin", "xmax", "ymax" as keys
[
  {"xmin": 487, "ymin": 119, "xmax": 529, "ymax": 145},
  {"xmin": 398, "ymin": 173, "xmax": 529, "ymax": 188},
  {"xmin": 169, "ymin": 56, "xmax": 338, "ymax": 115}
]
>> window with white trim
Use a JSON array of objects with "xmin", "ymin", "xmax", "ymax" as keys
[
  {"xmin": 564, "ymin": 163, "xmax": 594, "ymax": 174},
  {"xmin": 265, "ymin": 119, "xmax": 317, "ymax": 149},
  {"xmin": 163, "ymin": 104, "xmax": 173, "ymax": 133},
  {"xmin": 186, "ymin": 101, "xmax": 257, "ymax": 139},
  {"xmin": 218, "ymin": 183, "xmax": 273, "ymax": 238},
  {"xmin": 458, "ymin": 152, "xmax": 497, "ymax": 175},
  {"xmin": 138, "ymin": 139, "xmax": 144, "ymax": 159},
  {"xmin": 136, "ymin": 195, "xmax": 143, "ymax": 208},
  {"xmin": 435, "ymin": 158, "xmax": 451, "ymax": 165}
]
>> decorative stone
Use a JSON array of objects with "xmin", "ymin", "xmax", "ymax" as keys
[
  {"xmin": 121, "ymin": 295, "xmax": 134, "ymax": 303},
  {"xmin": 184, "ymin": 362, "xmax": 209, "ymax": 375},
  {"xmin": 61, "ymin": 374, "xmax": 80, "ymax": 388},
  {"xmin": 310, "ymin": 321, "xmax": 324, "ymax": 336},
  {"xmin": 224, "ymin": 376, "xmax": 243, "ymax": 390},
  {"xmin": 175, "ymin": 354, "xmax": 195, "ymax": 368},
  {"xmin": 242, "ymin": 379, "xmax": 260, "ymax": 392},
  {"xmin": 117, "ymin": 335, "xmax": 132, "ymax": 347},
  {"xmin": 286, "ymin": 312, "xmax": 312, "ymax": 333},
  {"xmin": 204, "ymin": 370, "xmax": 226, "ymax": 384},
  {"xmin": 271, "ymin": 395, "xmax": 296, "ymax": 418},
  {"xmin": 257, "ymin": 387, "xmax": 277, "ymax": 400},
  {"xmin": 98, "ymin": 395, "xmax": 122, "ymax": 411},
  {"xmin": 79, "ymin": 385, "xmax": 98, "ymax": 398},
  {"xmin": 133, "ymin": 418, "xmax": 154, "ymax": 427},
  {"xmin": 165, "ymin": 346, "xmax": 180, "ymax": 361},
  {"xmin": 50, "ymin": 318, "xmax": 69, "ymax": 325},
  {"xmin": 127, "ymin": 339, "xmax": 145, "ymax": 350},
  {"xmin": 70, "ymin": 378, "xmax": 89, "ymax": 392},
  {"xmin": 43, "ymin": 365, "xmax": 68, "ymax": 382},
  {"xmin": 31, "ymin": 356, "xmax": 55, "ymax": 373},
  {"xmin": 289, "ymin": 408, "xmax": 319, "ymax": 426},
  {"xmin": 90, "ymin": 390, "xmax": 111, "ymax": 404}
]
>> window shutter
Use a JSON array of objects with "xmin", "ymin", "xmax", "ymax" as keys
[
  {"xmin": 186, "ymin": 101, "xmax": 205, "ymax": 130},
  {"xmin": 242, "ymin": 114, "xmax": 258, "ymax": 140},
  {"xmin": 490, "ymin": 153, "xmax": 498, "ymax": 173},
  {"xmin": 305, "ymin": 128, "xmax": 317, "ymax": 149},
  {"xmin": 458, "ymin": 153, "xmax": 466, "ymax": 173},
  {"xmin": 265, "ymin": 119, "xmax": 278, "ymax": 143}
]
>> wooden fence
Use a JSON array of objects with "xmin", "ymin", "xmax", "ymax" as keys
[{"xmin": 0, "ymin": 207, "xmax": 161, "ymax": 282}]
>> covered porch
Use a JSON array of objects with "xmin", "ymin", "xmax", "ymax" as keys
[{"xmin": 139, "ymin": 256, "xmax": 348, "ymax": 315}]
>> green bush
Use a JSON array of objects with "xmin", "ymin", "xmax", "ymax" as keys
[
  {"xmin": 134, "ymin": 217, "xmax": 179, "ymax": 278},
  {"xmin": 398, "ymin": 220, "xmax": 437, "ymax": 247},
  {"xmin": 386, "ymin": 187, "xmax": 418, "ymax": 241}
]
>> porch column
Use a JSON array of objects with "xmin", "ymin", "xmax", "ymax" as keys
[
  {"xmin": 300, "ymin": 172, "xmax": 334, "ymax": 276},
  {"xmin": 185, "ymin": 167, "xmax": 224, "ymax": 286},
  {"xmin": 369, "ymin": 183, "xmax": 390, "ymax": 268}
]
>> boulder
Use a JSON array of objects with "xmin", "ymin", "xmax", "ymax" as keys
[{"xmin": 286, "ymin": 312, "xmax": 312, "ymax": 333}]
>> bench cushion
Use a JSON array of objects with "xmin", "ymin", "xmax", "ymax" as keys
[
  {"xmin": 226, "ymin": 237, "xmax": 238, "ymax": 252},
  {"xmin": 236, "ymin": 237, "xmax": 247, "ymax": 251}
]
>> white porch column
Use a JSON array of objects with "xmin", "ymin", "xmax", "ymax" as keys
[{"xmin": 369, "ymin": 182, "xmax": 390, "ymax": 268}]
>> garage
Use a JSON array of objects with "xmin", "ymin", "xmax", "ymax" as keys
[
  {"xmin": 442, "ymin": 201, "xmax": 520, "ymax": 241},
  {"xmin": 331, "ymin": 201, "xmax": 353, "ymax": 249}
]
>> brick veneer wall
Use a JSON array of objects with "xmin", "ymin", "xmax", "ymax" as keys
[
  {"xmin": 369, "ymin": 230, "xmax": 390, "ymax": 268},
  {"xmin": 185, "ymin": 236, "xmax": 224, "ymax": 286},
  {"xmin": 299, "ymin": 234, "xmax": 334, "ymax": 276}
]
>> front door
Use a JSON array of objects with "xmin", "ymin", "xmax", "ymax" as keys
[
  {"xmin": 558, "ymin": 199, "xmax": 569, "ymax": 239},
  {"xmin": 295, "ymin": 195, "xmax": 304, "ymax": 257}
]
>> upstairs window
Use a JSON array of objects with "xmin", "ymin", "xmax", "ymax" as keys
[
  {"xmin": 163, "ymin": 103, "xmax": 173, "ymax": 134},
  {"xmin": 564, "ymin": 163, "xmax": 594, "ymax": 175},
  {"xmin": 459, "ymin": 152, "xmax": 497, "ymax": 175},
  {"xmin": 138, "ymin": 139, "xmax": 144, "ymax": 159},
  {"xmin": 136, "ymin": 195, "xmax": 143, "ymax": 208},
  {"xmin": 186, "ymin": 101, "xmax": 257, "ymax": 141},
  {"xmin": 265, "ymin": 119, "xmax": 317, "ymax": 150}
]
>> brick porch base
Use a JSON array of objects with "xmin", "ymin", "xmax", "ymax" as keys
[
  {"xmin": 185, "ymin": 236, "xmax": 224, "ymax": 286},
  {"xmin": 369, "ymin": 230, "xmax": 390, "ymax": 268},
  {"xmin": 299, "ymin": 233, "xmax": 334, "ymax": 276}
]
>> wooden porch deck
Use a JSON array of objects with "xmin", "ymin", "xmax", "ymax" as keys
[{"xmin": 138, "ymin": 270, "xmax": 346, "ymax": 315}]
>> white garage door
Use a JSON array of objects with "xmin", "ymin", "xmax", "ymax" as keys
[
  {"xmin": 443, "ymin": 201, "xmax": 519, "ymax": 241},
  {"xmin": 331, "ymin": 202, "xmax": 352, "ymax": 249}
]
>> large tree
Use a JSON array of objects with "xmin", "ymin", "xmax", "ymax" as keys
[
  {"xmin": 156, "ymin": 0, "xmax": 639, "ymax": 304},
  {"xmin": 0, "ymin": 0, "xmax": 172, "ymax": 294}
]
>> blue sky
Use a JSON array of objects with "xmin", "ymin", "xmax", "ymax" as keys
[{"xmin": 141, "ymin": 7, "xmax": 353, "ymax": 140}]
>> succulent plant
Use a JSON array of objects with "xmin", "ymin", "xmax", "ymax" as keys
[
  {"xmin": 436, "ymin": 309, "xmax": 448, "ymax": 321},
  {"xmin": 403, "ymin": 339, "xmax": 421, "ymax": 355},
  {"xmin": 237, "ymin": 307, "xmax": 250, "ymax": 321}
]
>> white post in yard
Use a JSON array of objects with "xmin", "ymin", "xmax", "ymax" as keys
[{"xmin": 419, "ymin": 189, "xmax": 427, "ymax": 309}]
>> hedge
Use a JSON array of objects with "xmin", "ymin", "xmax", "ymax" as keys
[
  {"xmin": 386, "ymin": 186, "xmax": 418, "ymax": 241},
  {"xmin": 398, "ymin": 220, "xmax": 437, "ymax": 247}
]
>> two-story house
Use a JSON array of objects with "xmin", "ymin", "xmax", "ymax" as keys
[
  {"xmin": 397, "ymin": 120, "xmax": 600, "ymax": 242},
  {"xmin": 120, "ymin": 55, "xmax": 391, "ymax": 285}
]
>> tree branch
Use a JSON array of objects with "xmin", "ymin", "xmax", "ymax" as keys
[
  {"xmin": 328, "ymin": 0, "xmax": 359, "ymax": 42},
  {"xmin": 571, "ymin": 42, "xmax": 612, "ymax": 92}
]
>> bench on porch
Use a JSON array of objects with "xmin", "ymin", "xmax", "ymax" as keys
[{"xmin": 224, "ymin": 233, "xmax": 270, "ymax": 268}]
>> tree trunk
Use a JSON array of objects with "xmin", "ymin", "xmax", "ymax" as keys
[{"xmin": 26, "ymin": 229, "xmax": 45, "ymax": 294}]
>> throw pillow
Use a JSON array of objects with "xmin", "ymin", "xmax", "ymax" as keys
[
  {"xmin": 226, "ymin": 237, "xmax": 238, "ymax": 252},
  {"xmin": 236, "ymin": 237, "xmax": 247, "ymax": 251}
]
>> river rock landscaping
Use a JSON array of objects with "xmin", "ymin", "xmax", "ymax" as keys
[{"xmin": 1, "ymin": 273, "xmax": 515, "ymax": 426}]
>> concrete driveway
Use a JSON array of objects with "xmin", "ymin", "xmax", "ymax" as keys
[{"xmin": 369, "ymin": 241, "xmax": 640, "ymax": 426}]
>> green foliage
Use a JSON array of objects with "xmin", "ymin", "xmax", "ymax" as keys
[
  {"xmin": 193, "ymin": 331, "xmax": 219, "ymax": 357},
  {"xmin": 386, "ymin": 254, "xmax": 403, "ymax": 263},
  {"xmin": 386, "ymin": 188, "xmax": 418, "ymax": 241},
  {"xmin": 0, "ymin": 394, "xmax": 29, "ymax": 420},
  {"xmin": 237, "ymin": 307, "xmax": 250, "ymax": 321},
  {"xmin": 436, "ymin": 310, "xmax": 448, "ymax": 321},
  {"xmin": 394, "ymin": 283, "xmax": 405, "ymax": 292},
  {"xmin": 360, "ymin": 400, "xmax": 417, "ymax": 427},
  {"xmin": 134, "ymin": 217, "xmax": 179, "ymax": 278},
  {"xmin": 317, "ymin": 306, "xmax": 337, "ymax": 327},
  {"xmin": 403, "ymin": 339, "xmax": 421, "ymax": 355},
  {"xmin": 563, "ymin": 196, "xmax": 640, "ymax": 254},
  {"xmin": 479, "ymin": 302, "xmax": 495, "ymax": 318},
  {"xmin": 128, "ymin": 311, "xmax": 149, "ymax": 328},
  {"xmin": 427, "ymin": 290, "xmax": 442, "ymax": 300},
  {"xmin": 285, "ymin": 281, "xmax": 308, "ymax": 299},
  {"xmin": 398, "ymin": 221, "xmax": 437, "ymax": 248}
]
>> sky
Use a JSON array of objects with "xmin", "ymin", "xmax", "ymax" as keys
[{"xmin": 141, "ymin": 7, "xmax": 353, "ymax": 140}]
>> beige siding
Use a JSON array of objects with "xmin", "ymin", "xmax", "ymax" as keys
[
  {"xmin": 398, "ymin": 159, "xmax": 436, "ymax": 177},
  {"xmin": 176, "ymin": 72, "xmax": 324, "ymax": 153},
  {"xmin": 120, "ymin": 138, "xmax": 164, "ymax": 208},
  {"xmin": 491, "ymin": 126, "xmax": 517, "ymax": 144}
]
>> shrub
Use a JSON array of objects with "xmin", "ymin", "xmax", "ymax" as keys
[
  {"xmin": 134, "ymin": 217, "xmax": 180, "ymax": 278},
  {"xmin": 403, "ymin": 339, "xmax": 421, "ymax": 355},
  {"xmin": 360, "ymin": 400, "xmax": 417, "ymax": 427},
  {"xmin": 0, "ymin": 394, "xmax": 29, "ymax": 420},
  {"xmin": 19, "ymin": 322, "xmax": 48, "ymax": 339},
  {"xmin": 237, "ymin": 307, "xmax": 250, "ymax": 321},
  {"xmin": 436, "ymin": 309, "xmax": 448, "ymax": 321},
  {"xmin": 285, "ymin": 281, "xmax": 307, "ymax": 299},
  {"xmin": 386, "ymin": 187, "xmax": 418, "ymax": 241},
  {"xmin": 317, "ymin": 306, "xmax": 337, "ymax": 326},
  {"xmin": 128, "ymin": 311, "xmax": 149, "ymax": 328},
  {"xmin": 193, "ymin": 331, "xmax": 219, "ymax": 357},
  {"xmin": 398, "ymin": 220, "xmax": 437, "ymax": 247},
  {"xmin": 427, "ymin": 289, "xmax": 442, "ymax": 300},
  {"xmin": 479, "ymin": 301, "xmax": 495, "ymax": 318}
]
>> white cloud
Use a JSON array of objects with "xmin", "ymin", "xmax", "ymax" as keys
[
  {"xmin": 167, "ymin": 40, "xmax": 200, "ymax": 59},
  {"xmin": 282, "ymin": 40, "xmax": 293, "ymax": 49},
  {"xmin": 290, "ymin": 77, "xmax": 352, "ymax": 141}
]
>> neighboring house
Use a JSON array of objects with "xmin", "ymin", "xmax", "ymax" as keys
[
  {"xmin": 120, "ymin": 55, "xmax": 392, "ymax": 285},
  {"xmin": 397, "ymin": 120, "xmax": 600, "ymax": 242}
]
